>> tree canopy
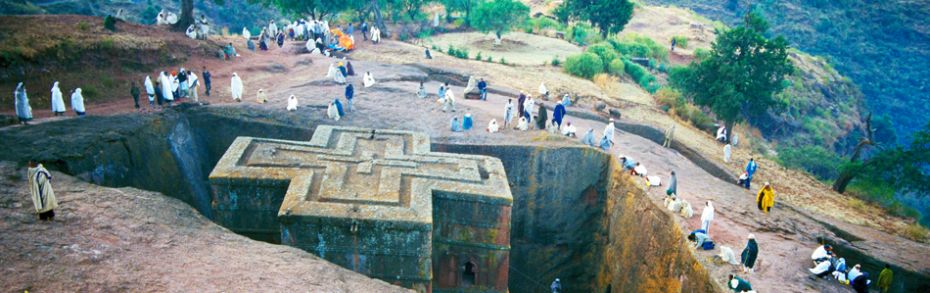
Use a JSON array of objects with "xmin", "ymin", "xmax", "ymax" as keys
[
  {"xmin": 672, "ymin": 12, "xmax": 792, "ymax": 140},
  {"xmin": 252, "ymin": 0, "xmax": 350, "ymax": 20},
  {"xmin": 468, "ymin": 0, "xmax": 529, "ymax": 42},
  {"xmin": 557, "ymin": 0, "xmax": 634, "ymax": 38}
]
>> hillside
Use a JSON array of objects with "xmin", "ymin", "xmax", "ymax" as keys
[
  {"xmin": 0, "ymin": 0, "xmax": 282, "ymax": 33},
  {"xmin": 0, "ymin": 15, "xmax": 218, "ymax": 111},
  {"xmin": 641, "ymin": 0, "xmax": 930, "ymax": 143},
  {"xmin": 618, "ymin": 5, "xmax": 867, "ymax": 148}
]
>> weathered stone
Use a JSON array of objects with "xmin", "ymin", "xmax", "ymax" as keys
[
  {"xmin": 609, "ymin": 108, "xmax": 622, "ymax": 119},
  {"xmin": 594, "ymin": 101, "xmax": 607, "ymax": 112},
  {"xmin": 209, "ymin": 126, "xmax": 513, "ymax": 292}
]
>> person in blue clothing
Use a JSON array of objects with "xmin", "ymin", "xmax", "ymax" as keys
[
  {"xmin": 477, "ymin": 78, "xmax": 488, "ymax": 100},
  {"xmin": 345, "ymin": 83, "xmax": 354, "ymax": 112},
  {"xmin": 744, "ymin": 158, "xmax": 758, "ymax": 189},
  {"xmin": 728, "ymin": 274, "xmax": 752, "ymax": 292},
  {"xmin": 552, "ymin": 102, "xmax": 567, "ymax": 129}
]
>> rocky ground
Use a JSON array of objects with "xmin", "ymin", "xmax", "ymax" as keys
[
  {"xmin": 1, "ymin": 16, "xmax": 928, "ymax": 292},
  {"xmin": 0, "ymin": 162, "xmax": 408, "ymax": 292}
]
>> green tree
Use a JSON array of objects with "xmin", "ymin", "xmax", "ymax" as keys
[
  {"xmin": 845, "ymin": 121, "xmax": 930, "ymax": 196},
  {"xmin": 468, "ymin": 0, "xmax": 529, "ymax": 44},
  {"xmin": 442, "ymin": 0, "xmax": 480, "ymax": 25},
  {"xmin": 675, "ymin": 12, "xmax": 792, "ymax": 142},
  {"xmin": 253, "ymin": 0, "xmax": 349, "ymax": 20},
  {"xmin": 558, "ymin": 0, "xmax": 634, "ymax": 38}
]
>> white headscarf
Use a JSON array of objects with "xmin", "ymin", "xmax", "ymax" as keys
[
  {"xmin": 51, "ymin": 81, "xmax": 66, "ymax": 112},
  {"xmin": 71, "ymin": 88, "xmax": 85, "ymax": 112},
  {"xmin": 230, "ymin": 72, "xmax": 243, "ymax": 100},
  {"xmin": 287, "ymin": 95, "xmax": 298, "ymax": 111}
]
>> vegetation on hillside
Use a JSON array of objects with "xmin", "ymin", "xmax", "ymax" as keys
[
  {"xmin": 671, "ymin": 11, "xmax": 792, "ymax": 142},
  {"xmin": 468, "ymin": 0, "xmax": 529, "ymax": 43},
  {"xmin": 642, "ymin": 0, "xmax": 930, "ymax": 143}
]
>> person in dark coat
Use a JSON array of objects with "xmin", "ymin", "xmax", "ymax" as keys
[
  {"xmin": 728, "ymin": 275, "xmax": 752, "ymax": 292},
  {"xmin": 552, "ymin": 102, "xmax": 566, "ymax": 129},
  {"xmin": 130, "ymin": 81, "xmax": 141, "ymax": 109},
  {"xmin": 517, "ymin": 91, "xmax": 526, "ymax": 118},
  {"xmin": 345, "ymin": 83, "xmax": 354, "ymax": 112},
  {"xmin": 852, "ymin": 272, "xmax": 870, "ymax": 293},
  {"xmin": 536, "ymin": 104, "xmax": 548, "ymax": 130},
  {"xmin": 740, "ymin": 234, "xmax": 759, "ymax": 273},
  {"xmin": 202, "ymin": 67, "xmax": 212, "ymax": 97}
]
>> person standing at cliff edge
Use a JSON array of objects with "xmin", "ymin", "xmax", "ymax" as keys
[{"xmin": 28, "ymin": 160, "xmax": 58, "ymax": 221}]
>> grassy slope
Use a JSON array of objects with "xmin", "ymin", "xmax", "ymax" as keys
[
  {"xmin": 0, "ymin": 15, "xmax": 218, "ymax": 110},
  {"xmin": 0, "ymin": 0, "xmax": 283, "ymax": 33},
  {"xmin": 641, "ymin": 0, "xmax": 930, "ymax": 143}
]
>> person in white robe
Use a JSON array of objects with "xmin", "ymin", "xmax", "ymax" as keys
[
  {"xmin": 14, "ymin": 82, "xmax": 32, "ymax": 124},
  {"xmin": 188, "ymin": 72, "xmax": 199, "ymax": 103},
  {"xmin": 562, "ymin": 121, "xmax": 577, "ymax": 137},
  {"xmin": 327, "ymin": 101, "xmax": 340, "ymax": 121},
  {"xmin": 503, "ymin": 99, "xmax": 514, "ymax": 127},
  {"xmin": 417, "ymin": 82, "xmax": 428, "ymax": 98},
  {"xmin": 198, "ymin": 15, "xmax": 210, "ymax": 39},
  {"xmin": 517, "ymin": 116, "xmax": 529, "ymax": 131},
  {"xmin": 524, "ymin": 97, "xmax": 536, "ymax": 118},
  {"xmin": 582, "ymin": 128, "xmax": 596, "ymax": 146},
  {"xmin": 633, "ymin": 163, "xmax": 648, "ymax": 177},
  {"xmin": 286, "ymin": 95, "xmax": 298, "ymax": 111},
  {"xmin": 538, "ymin": 82, "xmax": 549, "ymax": 99},
  {"xmin": 724, "ymin": 143, "xmax": 732, "ymax": 163},
  {"xmin": 158, "ymin": 72, "xmax": 174, "ymax": 105},
  {"xmin": 487, "ymin": 119, "xmax": 499, "ymax": 133},
  {"xmin": 716, "ymin": 125, "xmax": 727, "ymax": 142},
  {"xmin": 186, "ymin": 24, "xmax": 198, "ymax": 39},
  {"xmin": 268, "ymin": 20, "xmax": 278, "ymax": 38},
  {"xmin": 230, "ymin": 72, "xmax": 244, "ymax": 102},
  {"xmin": 546, "ymin": 119, "xmax": 557, "ymax": 134},
  {"xmin": 363, "ymin": 71, "xmax": 376, "ymax": 88},
  {"xmin": 371, "ymin": 27, "xmax": 381, "ymax": 43},
  {"xmin": 256, "ymin": 88, "xmax": 267, "ymax": 104},
  {"xmin": 732, "ymin": 133, "xmax": 740, "ymax": 146},
  {"xmin": 701, "ymin": 201, "xmax": 715, "ymax": 235},
  {"xmin": 242, "ymin": 27, "xmax": 252, "ymax": 39},
  {"xmin": 603, "ymin": 118, "xmax": 616, "ymax": 143},
  {"xmin": 28, "ymin": 161, "xmax": 58, "ymax": 221},
  {"xmin": 143, "ymin": 76, "xmax": 156, "ymax": 108},
  {"xmin": 71, "ymin": 88, "xmax": 86, "ymax": 116},
  {"xmin": 441, "ymin": 90, "xmax": 456, "ymax": 112},
  {"xmin": 50, "ymin": 81, "xmax": 67, "ymax": 116}
]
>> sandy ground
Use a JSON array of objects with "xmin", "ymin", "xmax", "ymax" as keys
[
  {"xmin": 427, "ymin": 32, "xmax": 582, "ymax": 66},
  {"xmin": 0, "ymin": 162, "xmax": 408, "ymax": 292},
  {"xmin": 2, "ymin": 24, "xmax": 929, "ymax": 292}
]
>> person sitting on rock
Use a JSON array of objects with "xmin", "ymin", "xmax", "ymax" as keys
[
  {"xmin": 562, "ymin": 121, "xmax": 577, "ymax": 137},
  {"xmin": 326, "ymin": 101, "xmax": 340, "ymax": 121},
  {"xmin": 450, "ymin": 117, "xmax": 462, "ymax": 132},
  {"xmin": 581, "ymin": 128, "xmax": 596, "ymax": 146},
  {"xmin": 487, "ymin": 119, "xmax": 499, "ymax": 133},
  {"xmin": 516, "ymin": 116, "xmax": 529, "ymax": 131},
  {"xmin": 632, "ymin": 162, "xmax": 648, "ymax": 177},
  {"xmin": 286, "ymin": 95, "xmax": 298, "ymax": 111}
]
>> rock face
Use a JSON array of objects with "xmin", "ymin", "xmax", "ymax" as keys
[
  {"xmin": 208, "ymin": 126, "xmax": 513, "ymax": 292},
  {"xmin": 0, "ymin": 162, "xmax": 408, "ymax": 292}
]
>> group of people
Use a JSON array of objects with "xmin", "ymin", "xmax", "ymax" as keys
[
  {"xmin": 185, "ymin": 14, "xmax": 211, "ymax": 40},
  {"xmin": 808, "ymin": 244, "xmax": 893, "ymax": 292},
  {"xmin": 142, "ymin": 66, "xmax": 212, "ymax": 108},
  {"xmin": 12, "ymin": 81, "xmax": 87, "ymax": 124}
]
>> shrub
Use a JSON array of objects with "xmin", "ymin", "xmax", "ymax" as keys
[
  {"xmin": 475, "ymin": 52, "xmax": 482, "ymax": 61},
  {"xmin": 499, "ymin": 57, "xmax": 507, "ymax": 65},
  {"xmin": 623, "ymin": 59, "xmax": 648, "ymax": 81},
  {"xmin": 447, "ymin": 45, "xmax": 456, "ymax": 55},
  {"xmin": 776, "ymin": 145, "xmax": 842, "ymax": 180},
  {"xmin": 432, "ymin": 44, "xmax": 440, "ymax": 51},
  {"xmin": 608, "ymin": 58, "xmax": 625, "ymax": 75},
  {"xmin": 903, "ymin": 222, "xmax": 929, "ymax": 241},
  {"xmin": 486, "ymin": 56, "xmax": 493, "ymax": 62},
  {"xmin": 525, "ymin": 17, "xmax": 562, "ymax": 33},
  {"xmin": 567, "ymin": 23, "xmax": 600, "ymax": 46},
  {"xmin": 609, "ymin": 34, "xmax": 668, "ymax": 61},
  {"xmin": 104, "ymin": 15, "xmax": 117, "ymax": 31},
  {"xmin": 694, "ymin": 48, "xmax": 711, "ymax": 61},
  {"xmin": 77, "ymin": 21, "xmax": 90, "ymax": 31},
  {"xmin": 671, "ymin": 35, "xmax": 688, "ymax": 49},
  {"xmin": 563, "ymin": 52, "xmax": 604, "ymax": 79},
  {"xmin": 587, "ymin": 42, "xmax": 618, "ymax": 70},
  {"xmin": 551, "ymin": 56, "xmax": 561, "ymax": 66}
]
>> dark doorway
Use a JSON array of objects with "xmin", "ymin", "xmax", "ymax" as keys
[{"xmin": 463, "ymin": 261, "xmax": 477, "ymax": 286}]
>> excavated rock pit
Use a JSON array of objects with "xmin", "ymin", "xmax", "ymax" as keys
[{"xmin": 0, "ymin": 105, "xmax": 729, "ymax": 292}]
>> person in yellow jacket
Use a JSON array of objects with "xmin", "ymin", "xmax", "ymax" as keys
[{"xmin": 757, "ymin": 182, "xmax": 775, "ymax": 213}]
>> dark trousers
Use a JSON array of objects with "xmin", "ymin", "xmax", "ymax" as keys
[
  {"xmin": 205, "ymin": 83, "xmax": 211, "ymax": 96},
  {"xmin": 39, "ymin": 210, "xmax": 55, "ymax": 221}
]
